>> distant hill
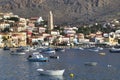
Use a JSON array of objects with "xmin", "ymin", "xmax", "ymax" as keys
[{"xmin": 0, "ymin": 0, "xmax": 120, "ymax": 24}]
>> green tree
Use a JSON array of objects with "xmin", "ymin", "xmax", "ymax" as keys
[
  {"xmin": 2, "ymin": 36, "xmax": 8, "ymax": 46},
  {"xmin": 7, "ymin": 17, "xmax": 19, "ymax": 22}
]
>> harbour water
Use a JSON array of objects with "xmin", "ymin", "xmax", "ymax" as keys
[{"xmin": 0, "ymin": 48, "xmax": 120, "ymax": 80}]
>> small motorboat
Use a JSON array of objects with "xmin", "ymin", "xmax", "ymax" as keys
[
  {"xmin": 55, "ymin": 48, "xmax": 65, "ymax": 52},
  {"xmin": 37, "ymin": 68, "xmax": 65, "ymax": 76},
  {"xmin": 78, "ymin": 47, "xmax": 84, "ymax": 50},
  {"xmin": 97, "ymin": 47, "xmax": 103, "ymax": 50},
  {"xmin": 74, "ymin": 47, "xmax": 84, "ymax": 50},
  {"xmin": 99, "ymin": 52, "xmax": 106, "ymax": 56},
  {"xmin": 84, "ymin": 62, "xmax": 98, "ymax": 66},
  {"xmin": 3, "ymin": 46, "xmax": 10, "ymax": 50},
  {"xmin": 49, "ymin": 55, "xmax": 59, "ymax": 59},
  {"xmin": 41, "ymin": 48, "xmax": 55, "ymax": 54},
  {"xmin": 10, "ymin": 49, "xmax": 26, "ymax": 55},
  {"xmin": 27, "ymin": 52, "xmax": 48, "ymax": 62},
  {"xmin": 109, "ymin": 47, "xmax": 120, "ymax": 53},
  {"xmin": 88, "ymin": 47, "xmax": 99, "ymax": 52}
]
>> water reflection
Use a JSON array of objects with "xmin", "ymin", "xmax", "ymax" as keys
[{"xmin": 40, "ymin": 75, "xmax": 64, "ymax": 80}]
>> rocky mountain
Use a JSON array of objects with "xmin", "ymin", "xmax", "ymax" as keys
[{"xmin": 0, "ymin": 0, "xmax": 120, "ymax": 24}]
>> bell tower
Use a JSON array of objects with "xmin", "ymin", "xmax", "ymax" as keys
[{"xmin": 48, "ymin": 11, "xmax": 54, "ymax": 34}]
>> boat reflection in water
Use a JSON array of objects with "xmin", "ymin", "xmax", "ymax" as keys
[{"xmin": 44, "ymin": 75, "xmax": 64, "ymax": 80}]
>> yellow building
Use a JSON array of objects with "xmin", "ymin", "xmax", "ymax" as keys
[
  {"xmin": 1, "ymin": 33, "xmax": 11, "ymax": 47},
  {"xmin": 11, "ymin": 32, "xmax": 27, "ymax": 47},
  {"xmin": 109, "ymin": 32, "xmax": 118, "ymax": 45},
  {"xmin": 0, "ymin": 32, "xmax": 27, "ymax": 47}
]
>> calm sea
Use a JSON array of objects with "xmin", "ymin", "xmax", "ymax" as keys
[{"xmin": 0, "ymin": 48, "xmax": 120, "ymax": 80}]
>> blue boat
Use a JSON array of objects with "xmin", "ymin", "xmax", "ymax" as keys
[
  {"xmin": 41, "ymin": 48, "xmax": 55, "ymax": 54},
  {"xmin": 27, "ymin": 52, "xmax": 48, "ymax": 62}
]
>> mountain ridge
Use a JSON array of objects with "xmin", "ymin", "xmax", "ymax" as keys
[{"xmin": 0, "ymin": 0, "xmax": 120, "ymax": 24}]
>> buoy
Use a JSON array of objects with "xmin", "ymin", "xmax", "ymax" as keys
[{"xmin": 70, "ymin": 73, "xmax": 74, "ymax": 78}]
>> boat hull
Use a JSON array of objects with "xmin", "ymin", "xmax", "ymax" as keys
[
  {"xmin": 49, "ymin": 55, "xmax": 59, "ymax": 59},
  {"xmin": 109, "ymin": 50, "xmax": 120, "ymax": 53},
  {"xmin": 27, "ymin": 58, "xmax": 48, "ymax": 62},
  {"xmin": 37, "ymin": 69, "xmax": 65, "ymax": 76},
  {"xmin": 55, "ymin": 48, "xmax": 65, "ymax": 52},
  {"xmin": 42, "ymin": 51, "xmax": 55, "ymax": 54},
  {"xmin": 10, "ymin": 51, "xmax": 26, "ymax": 55},
  {"xmin": 84, "ymin": 62, "xmax": 98, "ymax": 66},
  {"xmin": 109, "ymin": 48, "xmax": 120, "ymax": 53}
]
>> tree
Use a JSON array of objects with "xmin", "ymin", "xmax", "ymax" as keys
[
  {"xmin": 2, "ymin": 36, "xmax": 7, "ymax": 41},
  {"xmin": 2, "ymin": 36, "xmax": 8, "ymax": 46},
  {"xmin": 1, "ymin": 27, "xmax": 10, "ymax": 32},
  {"xmin": 7, "ymin": 17, "xmax": 19, "ymax": 22}
]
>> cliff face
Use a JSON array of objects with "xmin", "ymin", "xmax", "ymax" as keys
[{"xmin": 0, "ymin": 0, "xmax": 120, "ymax": 24}]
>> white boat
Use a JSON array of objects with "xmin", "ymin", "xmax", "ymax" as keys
[
  {"xmin": 10, "ymin": 50, "xmax": 26, "ymax": 55},
  {"xmin": 27, "ymin": 52, "xmax": 48, "ymax": 62},
  {"xmin": 88, "ymin": 47, "xmax": 99, "ymax": 52},
  {"xmin": 74, "ymin": 47, "xmax": 84, "ymax": 50},
  {"xmin": 109, "ymin": 47, "xmax": 120, "ymax": 53},
  {"xmin": 37, "ymin": 69, "xmax": 65, "ymax": 76},
  {"xmin": 41, "ymin": 48, "xmax": 55, "ymax": 54},
  {"xmin": 84, "ymin": 62, "xmax": 98, "ymax": 66},
  {"xmin": 97, "ymin": 47, "xmax": 103, "ymax": 50},
  {"xmin": 29, "ymin": 47, "xmax": 37, "ymax": 51},
  {"xmin": 18, "ymin": 46, "xmax": 30, "ymax": 52},
  {"xmin": 78, "ymin": 47, "xmax": 84, "ymax": 50}
]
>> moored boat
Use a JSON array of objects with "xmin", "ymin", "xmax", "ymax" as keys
[
  {"xmin": 27, "ymin": 52, "xmax": 48, "ymax": 62},
  {"xmin": 88, "ymin": 47, "xmax": 99, "ymax": 52},
  {"xmin": 49, "ymin": 55, "xmax": 59, "ymax": 59},
  {"xmin": 109, "ymin": 47, "xmax": 120, "ymax": 53},
  {"xmin": 10, "ymin": 49, "xmax": 26, "ymax": 55},
  {"xmin": 84, "ymin": 62, "xmax": 98, "ymax": 66},
  {"xmin": 41, "ymin": 48, "xmax": 55, "ymax": 54},
  {"xmin": 55, "ymin": 48, "xmax": 65, "ymax": 52},
  {"xmin": 3, "ymin": 46, "xmax": 10, "ymax": 50},
  {"xmin": 10, "ymin": 50, "xmax": 26, "ymax": 55},
  {"xmin": 37, "ymin": 68, "xmax": 65, "ymax": 76}
]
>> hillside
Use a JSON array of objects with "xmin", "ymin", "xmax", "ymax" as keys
[{"xmin": 0, "ymin": 0, "xmax": 120, "ymax": 24}]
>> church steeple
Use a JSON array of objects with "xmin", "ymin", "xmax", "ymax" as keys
[{"xmin": 48, "ymin": 11, "xmax": 54, "ymax": 34}]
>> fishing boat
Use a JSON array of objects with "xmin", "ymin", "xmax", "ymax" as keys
[
  {"xmin": 109, "ymin": 47, "xmax": 120, "ymax": 53},
  {"xmin": 37, "ymin": 68, "xmax": 65, "ymax": 76},
  {"xmin": 27, "ymin": 52, "xmax": 48, "ymax": 62},
  {"xmin": 88, "ymin": 47, "xmax": 99, "ymax": 52},
  {"xmin": 10, "ymin": 49, "xmax": 26, "ymax": 55},
  {"xmin": 3, "ymin": 46, "xmax": 10, "ymax": 50},
  {"xmin": 41, "ymin": 48, "xmax": 55, "ymax": 54},
  {"xmin": 97, "ymin": 47, "xmax": 103, "ymax": 50},
  {"xmin": 49, "ymin": 55, "xmax": 59, "ymax": 59},
  {"xmin": 55, "ymin": 48, "xmax": 65, "ymax": 52},
  {"xmin": 73, "ymin": 47, "xmax": 84, "ymax": 50}
]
